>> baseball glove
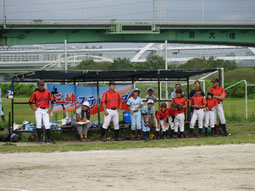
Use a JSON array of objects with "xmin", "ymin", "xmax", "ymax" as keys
[{"xmin": 171, "ymin": 102, "xmax": 183, "ymax": 111}]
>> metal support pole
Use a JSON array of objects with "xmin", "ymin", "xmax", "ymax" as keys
[
  {"xmin": 187, "ymin": 77, "xmax": 190, "ymax": 99},
  {"xmin": 165, "ymin": 40, "xmax": 168, "ymax": 106},
  {"xmin": 11, "ymin": 90, "xmax": 14, "ymax": 132},
  {"xmin": 158, "ymin": 75, "xmax": 161, "ymax": 109},
  {"xmin": 64, "ymin": 40, "xmax": 69, "ymax": 118},
  {"xmin": 96, "ymin": 80, "xmax": 101, "ymax": 127},
  {"xmin": 218, "ymin": 68, "xmax": 222, "ymax": 87},
  {"xmin": 221, "ymin": 68, "xmax": 224, "ymax": 88}
]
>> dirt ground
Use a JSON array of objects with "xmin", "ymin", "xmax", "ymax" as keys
[{"xmin": 0, "ymin": 144, "xmax": 254, "ymax": 191}]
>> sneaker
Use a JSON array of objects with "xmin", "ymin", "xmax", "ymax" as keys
[
  {"xmin": 101, "ymin": 136, "xmax": 106, "ymax": 142},
  {"xmin": 47, "ymin": 139, "xmax": 56, "ymax": 144}
]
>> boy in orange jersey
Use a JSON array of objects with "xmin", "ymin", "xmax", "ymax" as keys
[
  {"xmin": 205, "ymin": 92, "xmax": 218, "ymax": 136},
  {"xmin": 167, "ymin": 104, "xmax": 178, "ymax": 138},
  {"xmin": 189, "ymin": 87, "xmax": 206, "ymax": 138},
  {"xmin": 156, "ymin": 103, "xmax": 169, "ymax": 140},
  {"xmin": 170, "ymin": 89, "xmax": 187, "ymax": 139}
]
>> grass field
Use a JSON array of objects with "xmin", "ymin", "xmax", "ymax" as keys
[{"xmin": 0, "ymin": 121, "xmax": 255, "ymax": 153}]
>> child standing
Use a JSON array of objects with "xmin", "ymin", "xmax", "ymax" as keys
[
  {"xmin": 141, "ymin": 99, "xmax": 155, "ymax": 140},
  {"xmin": 205, "ymin": 92, "xmax": 218, "ymax": 136},
  {"xmin": 170, "ymin": 89, "xmax": 187, "ymax": 139},
  {"xmin": 167, "ymin": 104, "xmax": 178, "ymax": 138},
  {"xmin": 127, "ymin": 88, "xmax": 143, "ymax": 140},
  {"xmin": 156, "ymin": 103, "xmax": 169, "ymax": 140},
  {"xmin": 189, "ymin": 87, "xmax": 206, "ymax": 137}
]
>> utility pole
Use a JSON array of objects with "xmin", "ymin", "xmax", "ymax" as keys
[{"xmin": 3, "ymin": 0, "xmax": 6, "ymax": 28}]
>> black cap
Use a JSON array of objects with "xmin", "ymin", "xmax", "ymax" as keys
[
  {"xmin": 211, "ymin": 78, "xmax": 220, "ymax": 83},
  {"xmin": 161, "ymin": 103, "xmax": 167, "ymax": 108},
  {"xmin": 194, "ymin": 87, "xmax": 202, "ymax": 92},
  {"xmin": 176, "ymin": 89, "xmax": 182, "ymax": 94},
  {"xmin": 207, "ymin": 92, "xmax": 214, "ymax": 97},
  {"xmin": 109, "ymin": 81, "xmax": 116, "ymax": 86}
]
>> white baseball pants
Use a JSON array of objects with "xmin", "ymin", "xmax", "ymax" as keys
[
  {"xmin": 102, "ymin": 109, "xmax": 119, "ymax": 130},
  {"xmin": 156, "ymin": 119, "xmax": 169, "ymax": 132},
  {"xmin": 168, "ymin": 116, "xmax": 175, "ymax": 130},
  {"xmin": 35, "ymin": 108, "xmax": 51, "ymax": 129},
  {"xmin": 214, "ymin": 103, "xmax": 226, "ymax": 124},
  {"xmin": 190, "ymin": 109, "xmax": 204, "ymax": 129},
  {"xmin": 204, "ymin": 110, "xmax": 215, "ymax": 128},
  {"xmin": 174, "ymin": 113, "xmax": 185, "ymax": 133}
]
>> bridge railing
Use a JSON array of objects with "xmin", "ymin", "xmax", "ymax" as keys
[{"xmin": 1, "ymin": 19, "xmax": 255, "ymax": 26}]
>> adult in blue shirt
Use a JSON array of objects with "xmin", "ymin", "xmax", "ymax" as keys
[
  {"xmin": 141, "ymin": 99, "xmax": 155, "ymax": 140},
  {"xmin": 127, "ymin": 88, "xmax": 143, "ymax": 140},
  {"xmin": 171, "ymin": 83, "xmax": 185, "ymax": 98}
]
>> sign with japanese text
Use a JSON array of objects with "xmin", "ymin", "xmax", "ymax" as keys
[{"xmin": 47, "ymin": 84, "xmax": 133, "ymax": 115}]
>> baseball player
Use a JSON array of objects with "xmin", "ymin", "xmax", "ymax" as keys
[
  {"xmin": 0, "ymin": 88, "xmax": 5, "ymax": 122},
  {"xmin": 204, "ymin": 92, "xmax": 218, "ymax": 137},
  {"xmin": 167, "ymin": 104, "xmax": 178, "ymax": 138},
  {"xmin": 101, "ymin": 81, "xmax": 122, "ymax": 142},
  {"xmin": 145, "ymin": 87, "xmax": 158, "ymax": 130},
  {"xmin": 189, "ymin": 87, "xmax": 206, "ymax": 138},
  {"xmin": 127, "ymin": 88, "xmax": 143, "ymax": 140},
  {"xmin": 156, "ymin": 103, "xmax": 169, "ymax": 140},
  {"xmin": 141, "ymin": 99, "xmax": 155, "ymax": 140},
  {"xmin": 29, "ymin": 80, "xmax": 55, "ymax": 144},
  {"xmin": 209, "ymin": 78, "xmax": 228, "ymax": 136},
  {"xmin": 145, "ymin": 88, "xmax": 157, "ymax": 102},
  {"xmin": 170, "ymin": 89, "xmax": 187, "ymax": 139}
]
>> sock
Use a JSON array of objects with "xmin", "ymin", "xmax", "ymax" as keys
[
  {"xmin": 114, "ymin": 130, "xmax": 119, "ymax": 140},
  {"xmin": 46, "ymin": 129, "xmax": 51, "ymax": 140},
  {"xmin": 37, "ymin": 128, "xmax": 42, "ymax": 141},
  {"xmin": 101, "ymin": 128, "xmax": 107, "ymax": 137}
]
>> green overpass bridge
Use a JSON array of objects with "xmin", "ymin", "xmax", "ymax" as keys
[{"xmin": 1, "ymin": 20, "xmax": 255, "ymax": 46}]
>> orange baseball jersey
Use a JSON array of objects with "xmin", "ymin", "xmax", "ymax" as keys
[
  {"xmin": 190, "ymin": 96, "xmax": 206, "ymax": 108},
  {"xmin": 156, "ymin": 109, "xmax": 169, "ymax": 120},
  {"xmin": 29, "ymin": 89, "xmax": 55, "ymax": 108},
  {"xmin": 101, "ymin": 90, "xmax": 122, "ymax": 109},
  {"xmin": 209, "ymin": 86, "xmax": 226, "ymax": 103},
  {"xmin": 167, "ymin": 106, "xmax": 178, "ymax": 117},
  {"xmin": 206, "ymin": 98, "xmax": 218, "ymax": 110},
  {"xmin": 171, "ymin": 97, "xmax": 187, "ymax": 113}
]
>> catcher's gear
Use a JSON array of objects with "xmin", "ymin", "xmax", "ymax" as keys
[
  {"xmin": 171, "ymin": 102, "xmax": 183, "ymax": 111},
  {"xmin": 149, "ymin": 134, "xmax": 155, "ymax": 140},
  {"xmin": 106, "ymin": 137, "xmax": 114, "ymax": 141}
]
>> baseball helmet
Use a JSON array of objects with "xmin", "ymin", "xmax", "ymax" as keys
[
  {"xmin": 147, "ymin": 99, "xmax": 154, "ymax": 104},
  {"xmin": 132, "ymin": 88, "xmax": 140, "ymax": 95}
]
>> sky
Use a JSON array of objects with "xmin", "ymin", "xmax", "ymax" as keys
[{"xmin": 0, "ymin": 0, "xmax": 255, "ymax": 21}]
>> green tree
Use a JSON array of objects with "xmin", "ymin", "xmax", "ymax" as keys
[{"xmin": 144, "ymin": 55, "xmax": 165, "ymax": 69}]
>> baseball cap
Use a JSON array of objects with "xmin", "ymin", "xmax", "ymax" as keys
[
  {"xmin": 37, "ymin": 80, "xmax": 44, "ymax": 86},
  {"xmin": 161, "ymin": 103, "xmax": 167, "ymax": 108},
  {"xmin": 176, "ymin": 89, "xmax": 182, "ymax": 94},
  {"xmin": 82, "ymin": 101, "xmax": 90, "ymax": 107},
  {"xmin": 147, "ymin": 87, "xmax": 153, "ymax": 92},
  {"xmin": 109, "ymin": 81, "xmax": 116, "ymax": 86},
  {"xmin": 147, "ymin": 99, "xmax": 154, "ymax": 104},
  {"xmin": 211, "ymin": 78, "xmax": 220, "ymax": 83},
  {"xmin": 194, "ymin": 87, "xmax": 202, "ymax": 92},
  {"xmin": 207, "ymin": 92, "xmax": 214, "ymax": 97}
]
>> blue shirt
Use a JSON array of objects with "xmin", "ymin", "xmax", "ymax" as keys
[
  {"xmin": 171, "ymin": 90, "xmax": 185, "ymax": 98},
  {"xmin": 127, "ymin": 97, "xmax": 143, "ymax": 111},
  {"xmin": 141, "ymin": 105, "xmax": 155, "ymax": 116}
]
